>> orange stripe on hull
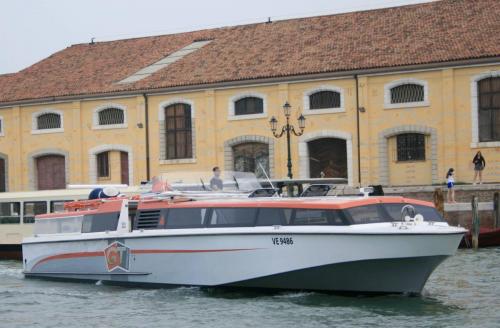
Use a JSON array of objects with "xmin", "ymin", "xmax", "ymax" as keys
[
  {"xmin": 131, "ymin": 248, "xmax": 259, "ymax": 254},
  {"xmin": 33, "ymin": 251, "xmax": 104, "ymax": 269},
  {"xmin": 31, "ymin": 248, "xmax": 259, "ymax": 270}
]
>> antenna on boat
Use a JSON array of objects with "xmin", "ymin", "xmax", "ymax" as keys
[
  {"xmin": 200, "ymin": 178, "xmax": 207, "ymax": 191},
  {"xmin": 233, "ymin": 176, "xmax": 240, "ymax": 190},
  {"xmin": 258, "ymin": 161, "xmax": 276, "ymax": 191}
]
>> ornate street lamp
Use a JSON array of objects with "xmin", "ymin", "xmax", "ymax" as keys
[{"xmin": 269, "ymin": 102, "xmax": 306, "ymax": 179}]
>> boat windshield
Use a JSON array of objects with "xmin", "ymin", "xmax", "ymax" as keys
[
  {"xmin": 34, "ymin": 215, "xmax": 84, "ymax": 235},
  {"xmin": 140, "ymin": 171, "xmax": 263, "ymax": 193},
  {"xmin": 34, "ymin": 212, "xmax": 120, "ymax": 235}
]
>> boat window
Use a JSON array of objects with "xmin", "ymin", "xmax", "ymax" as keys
[
  {"xmin": 208, "ymin": 208, "xmax": 258, "ymax": 227},
  {"xmin": 291, "ymin": 209, "xmax": 330, "ymax": 225},
  {"xmin": 343, "ymin": 205, "xmax": 385, "ymax": 224},
  {"xmin": 256, "ymin": 208, "xmax": 285, "ymax": 226},
  {"xmin": 34, "ymin": 216, "xmax": 83, "ymax": 234},
  {"xmin": 50, "ymin": 200, "xmax": 71, "ymax": 213},
  {"xmin": 82, "ymin": 213, "xmax": 119, "ymax": 233},
  {"xmin": 0, "ymin": 202, "xmax": 21, "ymax": 224},
  {"xmin": 166, "ymin": 208, "xmax": 206, "ymax": 228},
  {"xmin": 23, "ymin": 201, "xmax": 48, "ymax": 224},
  {"xmin": 382, "ymin": 203, "xmax": 445, "ymax": 222},
  {"xmin": 413, "ymin": 205, "xmax": 445, "ymax": 222}
]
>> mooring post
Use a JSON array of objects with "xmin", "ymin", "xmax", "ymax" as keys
[
  {"xmin": 471, "ymin": 195, "xmax": 480, "ymax": 250},
  {"xmin": 494, "ymin": 192, "xmax": 499, "ymax": 229},
  {"xmin": 433, "ymin": 187, "xmax": 445, "ymax": 218}
]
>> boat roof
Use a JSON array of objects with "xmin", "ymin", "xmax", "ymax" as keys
[
  {"xmin": 138, "ymin": 196, "xmax": 434, "ymax": 210},
  {"xmin": 35, "ymin": 195, "xmax": 435, "ymax": 220}
]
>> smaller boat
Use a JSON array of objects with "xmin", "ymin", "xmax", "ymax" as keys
[{"xmin": 459, "ymin": 227, "xmax": 500, "ymax": 248}]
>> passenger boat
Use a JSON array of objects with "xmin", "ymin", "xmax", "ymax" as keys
[
  {"xmin": 0, "ymin": 186, "xmax": 139, "ymax": 259},
  {"xmin": 22, "ymin": 195, "xmax": 466, "ymax": 294}
]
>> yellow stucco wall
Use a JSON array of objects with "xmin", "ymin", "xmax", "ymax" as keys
[{"xmin": 0, "ymin": 64, "xmax": 499, "ymax": 191}]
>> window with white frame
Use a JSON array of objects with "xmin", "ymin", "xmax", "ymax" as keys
[
  {"xmin": 384, "ymin": 79, "xmax": 429, "ymax": 109},
  {"xmin": 309, "ymin": 91, "xmax": 341, "ymax": 109},
  {"xmin": 99, "ymin": 107, "xmax": 124, "ymax": 125},
  {"xmin": 0, "ymin": 116, "xmax": 3, "ymax": 136},
  {"xmin": 228, "ymin": 93, "xmax": 267, "ymax": 120},
  {"xmin": 303, "ymin": 86, "xmax": 344, "ymax": 114},
  {"xmin": 31, "ymin": 110, "xmax": 64, "ymax": 134},
  {"xmin": 235, "ymin": 97, "xmax": 263, "ymax": 115},
  {"xmin": 477, "ymin": 77, "xmax": 500, "ymax": 142},
  {"xmin": 92, "ymin": 104, "xmax": 127, "ymax": 129},
  {"xmin": 37, "ymin": 113, "xmax": 61, "ymax": 130}
]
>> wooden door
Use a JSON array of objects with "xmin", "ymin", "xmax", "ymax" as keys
[
  {"xmin": 0, "ymin": 158, "xmax": 5, "ymax": 192},
  {"xmin": 36, "ymin": 155, "xmax": 66, "ymax": 190},
  {"xmin": 120, "ymin": 152, "xmax": 129, "ymax": 185}
]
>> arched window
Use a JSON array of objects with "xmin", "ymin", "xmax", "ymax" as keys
[
  {"xmin": 235, "ymin": 97, "xmax": 264, "ymax": 116},
  {"xmin": 232, "ymin": 142, "xmax": 269, "ymax": 179},
  {"xmin": 384, "ymin": 79, "xmax": 428, "ymax": 109},
  {"xmin": 390, "ymin": 84, "xmax": 424, "ymax": 104},
  {"xmin": 165, "ymin": 103, "xmax": 192, "ymax": 159},
  {"xmin": 98, "ymin": 107, "xmax": 125, "ymax": 126},
  {"xmin": 478, "ymin": 77, "xmax": 500, "ymax": 141},
  {"xmin": 37, "ymin": 113, "xmax": 61, "ymax": 130},
  {"xmin": 309, "ymin": 91, "xmax": 341, "ymax": 110},
  {"xmin": 396, "ymin": 133, "xmax": 425, "ymax": 162}
]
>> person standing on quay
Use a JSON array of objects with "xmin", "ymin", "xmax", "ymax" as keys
[
  {"xmin": 472, "ymin": 151, "xmax": 486, "ymax": 185},
  {"xmin": 210, "ymin": 166, "xmax": 223, "ymax": 191},
  {"xmin": 446, "ymin": 168, "xmax": 456, "ymax": 203}
]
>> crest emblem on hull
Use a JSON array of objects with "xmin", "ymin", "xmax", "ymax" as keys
[{"xmin": 104, "ymin": 241, "xmax": 130, "ymax": 272}]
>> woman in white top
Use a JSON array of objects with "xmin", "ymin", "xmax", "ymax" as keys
[{"xmin": 446, "ymin": 168, "xmax": 456, "ymax": 203}]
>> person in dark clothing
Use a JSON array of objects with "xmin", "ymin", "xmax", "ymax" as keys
[
  {"xmin": 210, "ymin": 166, "xmax": 223, "ymax": 191},
  {"xmin": 472, "ymin": 151, "xmax": 486, "ymax": 185}
]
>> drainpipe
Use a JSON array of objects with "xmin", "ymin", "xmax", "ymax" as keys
[
  {"xmin": 142, "ymin": 93, "xmax": 151, "ymax": 181},
  {"xmin": 354, "ymin": 75, "xmax": 362, "ymax": 185}
]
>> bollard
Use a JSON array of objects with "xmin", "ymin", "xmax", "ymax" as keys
[
  {"xmin": 494, "ymin": 192, "xmax": 499, "ymax": 229},
  {"xmin": 433, "ymin": 188, "xmax": 445, "ymax": 218},
  {"xmin": 471, "ymin": 195, "xmax": 480, "ymax": 249}
]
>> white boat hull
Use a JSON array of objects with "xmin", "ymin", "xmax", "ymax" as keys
[{"xmin": 23, "ymin": 227, "xmax": 464, "ymax": 293}]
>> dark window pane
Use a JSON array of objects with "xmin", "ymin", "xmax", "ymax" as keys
[
  {"xmin": 235, "ymin": 97, "xmax": 263, "ymax": 115},
  {"xmin": 98, "ymin": 107, "xmax": 124, "ymax": 125},
  {"xmin": 164, "ymin": 103, "xmax": 193, "ymax": 159},
  {"xmin": 208, "ymin": 208, "xmax": 257, "ymax": 227},
  {"xmin": 478, "ymin": 77, "xmax": 500, "ymax": 141},
  {"xmin": 309, "ymin": 91, "xmax": 341, "ymax": 109},
  {"xmin": 23, "ymin": 201, "xmax": 47, "ymax": 224},
  {"xmin": 97, "ymin": 152, "xmax": 109, "ymax": 178},
  {"xmin": 82, "ymin": 213, "xmax": 119, "ymax": 233},
  {"xmin": 37, "ymin": 113, "xmax": 61, "ymax": 130},
  {"xmin": 0, "ymin": 202, "xmax": 21, "ymax": 224},
  {"xmin": 390, "ymin": 84, "xmax": 424, "ymax": 104},
  {"xmin": 343, "ymin": 205, "xmax": 385, "ymax": 224},
  {"xmin": 396, "ymin": 133, "xmax": 425, "ymax": 162},
  {"xmin": 256, "ymin": 208, "xmax": 285, "ymax": 226},
  {"xmin": 292, "ymin": 209, "xmax": 330, "ymax": 225},
  {"xmin": 166, "ymin": 208, "xmax": 206, "ymax": 228}
]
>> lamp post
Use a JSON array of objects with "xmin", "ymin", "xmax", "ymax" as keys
[{"xmin": 269, "ymin": 102, "xmax": 306, "ymax": 179}]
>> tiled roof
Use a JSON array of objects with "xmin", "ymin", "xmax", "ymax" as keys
[{"xmin": 1, "ymin": 0, "xmax": 499, "ymax": 104}]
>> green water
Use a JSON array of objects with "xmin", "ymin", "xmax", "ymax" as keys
[{"xmin": 1, "ymin": 248, "xmax": 499, "ymax": 328}]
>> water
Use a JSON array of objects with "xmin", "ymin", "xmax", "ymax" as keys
[{"xmin": 1, "ymin": 248, "xmax": 499, "ymax": 328}]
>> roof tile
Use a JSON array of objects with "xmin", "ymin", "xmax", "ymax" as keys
[{"xmin": 1, "ymin": 0, "xmax": 499, "ymax": 104}]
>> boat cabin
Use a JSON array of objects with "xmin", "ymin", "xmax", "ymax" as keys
[{"xmin": 32, "ymin": 196, "xmax": 445, "ymax": 236}]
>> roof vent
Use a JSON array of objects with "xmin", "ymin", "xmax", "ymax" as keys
[{"xmin": 117, "ymin": 40, "xmax": 212, "ymax": 84}]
